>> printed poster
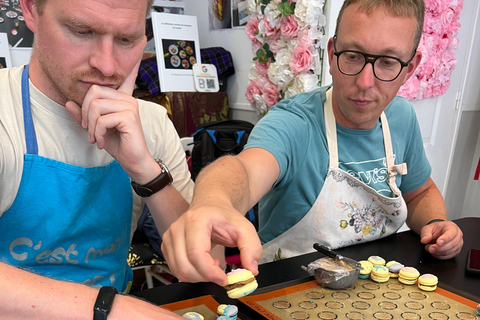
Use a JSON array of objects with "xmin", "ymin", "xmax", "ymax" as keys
[{"xmin": 152, "ymin": 12, "xmax": 201, "ymax": 92}]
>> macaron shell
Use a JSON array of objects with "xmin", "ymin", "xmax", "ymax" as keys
[
  {"xmin": 368, "ymin": 255, "xmax": 386, "ymax": 266},
  {"xmin": 399, "ymin": 267, "xmax": 420, "ymax": 280},
  {"xmin": 182, "ymin": 311, "xmax": 205, "ymax": 320},
  {"xmin": 359, "ymin": 260, "xmax": 373, "ymax": 275},
  {"xmin": 227, "ymin": 279, "xmax": 258, "ymax": 299},
  {"xmin": 418, "ymin": 273, "xmax": 438, "ymax": 286},
  {"xmin": 418, "ymin": 283, "xmax": 437, "ymax": 291},
  {"xmin": 217, "ymin": 304, "xmax": 238, "ymax": 317},
  {"xmin": 226, "ymin": 268, "xmax": 255, "ymax": 285}
]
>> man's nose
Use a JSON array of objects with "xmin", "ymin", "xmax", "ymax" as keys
[
  {"xmin": 355, "ymin": 61, "xmax": 376, "ymax": 89},
  {"xmin": 89, "ymin": 37, "xmax": 117, "ymax": 77}
]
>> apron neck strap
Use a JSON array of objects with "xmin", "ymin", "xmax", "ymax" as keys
[{"xmin": 21, "ymin": 65, "xmax": 39, "ymax": 155}]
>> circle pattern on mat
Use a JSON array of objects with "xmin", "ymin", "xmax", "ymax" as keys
[{"xmin": 272, "ymin": 301, "xmax": 291, "ymax": 309}]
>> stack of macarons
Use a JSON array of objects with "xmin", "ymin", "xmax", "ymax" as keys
[
  {"xmin": 217, "ymin": 304, "xmax": 238, "ymax": 320},
  {"xmin": 477, "ymin": 303, "xmax": 480, "ymax": 316},
  {"xmin": 386, "ymin": 260, "xmax": 404, "ymax": 278},
  {"xmin": 398, "ymin": 267, "xmax": 420, "ymax": 285},
  {"xmin": 417, "ymin": 274, "xmax": 438, "ymax": 291},
  {"xmin": 358, "ymin": 260, "xmax": 373, "ymax": 279},
  {"xmin": 223, "ymin": 268, "xmax": 258, "ymax": 299},
  {"xmin": 370, "ymin": 265, "xmax": 390, "ymax": 283}
]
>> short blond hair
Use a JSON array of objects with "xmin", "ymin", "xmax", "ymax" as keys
[
  {"xmin": 33, "ymin": 0, "xmax": 155, "ymax": 16},
  {"xmin": 335, "ymin": 0, "xmax": 425, "ymax": 51}
]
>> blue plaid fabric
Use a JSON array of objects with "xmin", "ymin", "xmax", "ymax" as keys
[
  {"xmin": 136, "ymin": 47, "xmax": 235, "ymax": 97},
  {"xmin": 201, "ymin": 47, "xmax": 235, "ymax": 77}
]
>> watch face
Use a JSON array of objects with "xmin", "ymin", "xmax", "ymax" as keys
[{"xmin": 94, "ymin": 286, "xmax": 117, "ymax": 319}]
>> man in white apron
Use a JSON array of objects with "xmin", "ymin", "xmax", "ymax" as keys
[
  {"xmin": 0, "ymin": 0, "xmax": 193, "ymax": 318},
  {"xmin": 162, "ymin": 0, "xmax": 464, "ymax": 286}
]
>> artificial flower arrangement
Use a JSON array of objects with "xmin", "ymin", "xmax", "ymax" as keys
[
  {"xmin": 398, "ymin": 0, "xmax": 464, "ymax": 101},
  {"xmin": 245, "ymin": 0, "xmax": 327, "ymax": 114}
]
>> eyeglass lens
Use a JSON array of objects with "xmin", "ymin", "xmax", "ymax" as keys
[{"xmin": 337, "ymin": 51, "xmax": 403, "ymax": 81}]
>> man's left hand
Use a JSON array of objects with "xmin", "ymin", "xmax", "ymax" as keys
[{"xmin": 420, "ymin": 220, "xmax": 463, "ymax": 260}]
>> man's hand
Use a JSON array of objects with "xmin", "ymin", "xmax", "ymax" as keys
[
  {"xmin": 65, "ymin": 58, "xmax": 154, "ymax": 180},
  {"xmin": 420, "ymin": 220, "xmax": 463, "ymax": 260},
  {"xmin": 161, "ymin": 204, "xmax": 262, "ymax": 287}
]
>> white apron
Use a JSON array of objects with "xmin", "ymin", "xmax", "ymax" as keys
[{"xmin": 260, "ymin": 88, "xmax": 408, "ymax": 264}]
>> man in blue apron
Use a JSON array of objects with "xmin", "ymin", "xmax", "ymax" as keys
[
  {"xmin": 0, "ymin": 0, "xmax": 193, "ymax": 318},
  {"xmin": 161, "ymin": 0, "xmax": 464, "ymax": 286}
]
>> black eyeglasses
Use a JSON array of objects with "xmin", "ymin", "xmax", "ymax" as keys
[{"xmin": 332, "ymin": 36, "xmax": 416, "ymax": 82}]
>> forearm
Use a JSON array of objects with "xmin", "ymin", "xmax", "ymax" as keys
[
  {"xmin": 191, "ymin": 155, "xmax": 252, "ymax": 213},
  {"xmin": 145, "ymin": 184, "xmax": 190, "ymax": 236},
  {"xmin": 0, "ymin": 262, "xmax": 97, "ymax": 319},
  {"xmin": 405, "ymin": 180, "xmax": 447, "ymax": 235},
  {"xmin": 0, "ymin": 262, "xmax": 184, "ymax": 319}
]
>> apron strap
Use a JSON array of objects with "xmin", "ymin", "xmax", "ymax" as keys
[
  {"xmin": 324, "ymin": 88, "xmax": 338, "ymax": 168},
  {"xmin": 380, "ymin": 112, "xmax": 407, "ymax": 197},
  {"xmin": 324, "ymin": 87, "xmax": 406, "ymax": 197},
  {"xmin": 21, "ymin": 65, "xmax": 39, "ymax": 155}
]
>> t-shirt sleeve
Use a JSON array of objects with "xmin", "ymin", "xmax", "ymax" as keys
[{"xmin": 244, "ymin": 100, "xmax": 312, "ymax": 188}]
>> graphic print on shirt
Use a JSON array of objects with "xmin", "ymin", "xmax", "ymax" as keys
[{"xmin": 340, "ymin": 155, "xmax": 400, "ymax": 197}]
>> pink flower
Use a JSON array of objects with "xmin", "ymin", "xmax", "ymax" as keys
[
  {"xmin": 255, "ymin": 60, "xmax": 270, "ymax": 76},
  {"xmin": 264, "ymin": 19, "xmax": 280, "ymax": 39},
  {"xmin": 262, "ymin": 82, "xmax": 280, "ymax": 107},
  {"xmin": 245, "ymin": 18, "xmax": 260, "ymax": 42},
  {"xmin": 245, "ymin": 80, "xmax": 262, "ymax": 104},
  {"xmin": 280, "ymin": 15, "xmax": 299, "ymax": 38},
  {"xmin": 289, "ymin": 46, "xmax": 313, "ymax": 75}
]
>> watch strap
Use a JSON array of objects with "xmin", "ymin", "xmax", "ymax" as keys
[
  {"xmin": 131, "ymin": 159, "xmax": 173, "ymax": 197},
  {"xmin": 93, "ymin": 286, "xmax": 118, "ymax": 320}
]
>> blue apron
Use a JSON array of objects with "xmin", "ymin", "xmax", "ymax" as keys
[{"xmin": 0, "ymin": 65, "xmax": 133, "ymax": 292}]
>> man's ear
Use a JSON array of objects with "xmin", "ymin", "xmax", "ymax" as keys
[
  {"xmin": 402, "ymin": 51, "xmax": 422, "ymax": 84},
  {"xmin": 327, "ymin": 37, "xmax": 334, "ymax": 76},
  {"xmin": 19, "ymin": 0, "xmax": 37, "ymax": 33}
]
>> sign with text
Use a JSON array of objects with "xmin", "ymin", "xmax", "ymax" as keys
[
  {"xmin": 152, "ymin": 13, "xmax": 201, "ymax": 92},
  {"xmin": 193, "ymin": 64, "xmax": 219, "ymax": 92}
]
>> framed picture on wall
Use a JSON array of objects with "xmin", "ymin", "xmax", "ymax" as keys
[
  {"xmin": 209, "ymin": 0, "xmax": 252, "ymax": 30},
  {"xmin": 0, "ymin": 1, "xmax": 34, "ymax": 48},
  {"xmin": 0, "ymin": 32, "xmax": 13, "ymax": 68}
]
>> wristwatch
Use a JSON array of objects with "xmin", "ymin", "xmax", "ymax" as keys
[
  {"xmin": 93, "ymin": 286, "xmax": 118, "ymax": 320},
  {"xmin": 131, "ymin": 158, "xmax": 173, "ymax": 197}
]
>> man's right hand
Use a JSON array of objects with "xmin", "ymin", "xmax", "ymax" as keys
[{"xmin": 161, "ymin": 204, "xmax": 262, "ymax": 286}]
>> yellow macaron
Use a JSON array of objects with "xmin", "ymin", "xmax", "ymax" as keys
[
  {"xmin": 417, "ymin": 274, "xmax": 438, "ymax": 291},
  {"xmin": 398, "ymin": 267, "xmax": 420, "ymax": 285},
  {"xmin": 358, "ymin": 260, "xmax": 373, "ymax": 279},
  {"xmin": 370, "ymin": 265, "xmax": 390, "ymax": 283},
  {"xmin": 368, "ymin": 255, "xmax": 386, "ymax": 267},
  {"xmin": 386, "ymin": 261, "xmax": 404, "ymax": 278},
  {"xmin": 223, "ymin": 268, "xmax": 258, "ymax": 299}
]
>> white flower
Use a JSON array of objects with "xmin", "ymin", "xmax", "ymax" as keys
[
  {"xmin": 285, "ymin": 73, "xmax": 320, "ymax": 98},
  {"xmin": 249, "ymin": 64, "xmax": 260, "ymax": 80},
  {"xmin": 253, "ymin": 94, "xmax": 267, "ymax": 115},
  {"xmin": 268, "ymin": 62, "xmax": 294, "ymax": 89},
  {"xmin": 264, "ymin": 3, "xmax": 282, "ymax": 29},
  {"xmin": 275, "ymin": 47, "xmax": 293, "ymax": 66},
  {"xmin": 247, "ymin": 0, "xmax": 258, "ymax": 14}
]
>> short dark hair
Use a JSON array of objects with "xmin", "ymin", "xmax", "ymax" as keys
[
  {"xmin": 335, "ymin": 0, "xmax": 425, "ymax": 51},
  {"xmin": 33, "ymin": 0, "xmax": 155, "ymax": 17}
]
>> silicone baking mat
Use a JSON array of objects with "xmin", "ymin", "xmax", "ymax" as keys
[
  {"xmin": 240, "ymin": 279, "xmax": 479, "ymax": 319},
  {"xmin": 161, "ymin": 295, "xmax": 243, "ymax": 320}
]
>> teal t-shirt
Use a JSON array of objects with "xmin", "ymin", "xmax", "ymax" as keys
[{"xmin": 245, "ymin": 86, "xmax": 431, "ymax": 244}]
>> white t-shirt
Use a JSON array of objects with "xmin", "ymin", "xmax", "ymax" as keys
[{"xmin": 0, "ymin": 66, "xmax": 194, "ymax": 237}]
